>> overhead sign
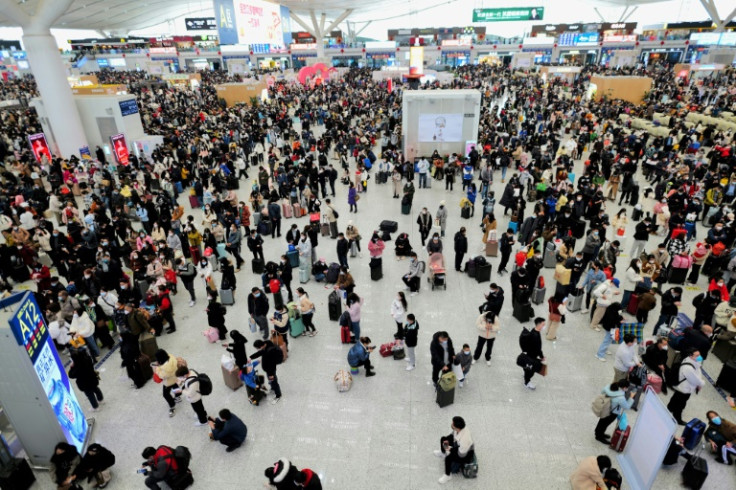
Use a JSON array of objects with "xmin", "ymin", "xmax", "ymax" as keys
[
  {"xmin": 119, "ymin": 99, "xmax": 139, "ymax": 117},
  {"xmin": 214, "ymin": 0, "xmax": 239, "ymax": 45},
  {"xmin": 7, "ymin": 292, "xmax": 88, "ymax": 452},
  {"xmin": 28, "ymin": 133, "xmax": 52, "ymax": 162},
  {"xmin": 473, "ymin": 7, "xmax": 544, "ymax": 22},
  {"xmin": 185, "ymin": 17, "xmax": 217, "ymax": 30},
  {"xmin": 111, "ymin": 133, "xmax": 130, "ymax": 165}
]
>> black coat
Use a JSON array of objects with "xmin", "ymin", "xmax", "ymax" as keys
[
  {"xmin": 453, "ymin": 232, "xmax": 468, "ymax": 254},
  {"xmin": 429, "ymin": 332, "xmax": 455, "ymax": 369},
  {"xmin": 207, "ymin": 301, "xmax": 227, "ymax": 328},
  {"xmin": 682, "ymin": 328, "xmax": 712, "ymax": 360},
  {"xmin": 404, "ymin": 321, "xmax": 419, "ymax": 348},
  {"xmin": 519, "ymin": 328, "xmax": 543, "ymax": 359},
  {"xmin": 250, "ymin": 341, "xmax": 280, "ymax": 375},
  {"xmin": 278, "ymin": 260, "xmax": 293, "ymax": 283},
  {"xmin": 248, "ymin": 292, "xmax": 269, "ymax": 316},
  {"xmin": 68, "ymin": 351, "xmax": 99, "ymax": 392}
]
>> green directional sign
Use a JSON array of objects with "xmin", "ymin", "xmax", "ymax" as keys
[{"xmin": 473, "ymin": 7, "xmax": 544, "ymax": 22}]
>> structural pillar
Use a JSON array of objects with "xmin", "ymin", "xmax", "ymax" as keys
[{"xmin": 23, "ymin": 31, "xmax": 88, "ymax": 158}]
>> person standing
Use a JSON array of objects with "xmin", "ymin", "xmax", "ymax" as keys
[
  {"xmin": 347, "ymin": 182, "xmax": 358, "ymax": 213},
  {"xmin": 336, "ymin": 233, "xmax": 350, "ymax": 269},
  {"xmin": 346, "ymin": 292, "xmax": 364, "ymax": 340},
  {"xmin": 430, "ymin": 331, "xmax": 455, "ymax": 387},
  {"xmin": 152, "ymin": 349, "xmax": 181, "ymax": 418},
  {"xmin": 497, "ymin": 228, "xmax": 515, "ymax": 275},
  {"xmin": 580, "ymin": 261, "xmax": 607, "ymax": 313},
  {"xmin": 278, "ymin": 254, "xmax": 294, "ymax": 303},
  {"xmin": 404, "ymin": 314, "xmax": 419, "ymax": 371},
  {"xmin": 417, "ymin": 157, "xmax": 430, "ymax": 188},
  {"xmin": 453, "ymin": 227, "xmax": 468, "ymax": 272},
  {"xmin": 68, "ymin": 348, "xmax": 104, "ymax": 411},
  {"xmin": 208, "ymin": 408, "xmax": 247, "ymax": 452},
  {"xmin": 596, "ymin": 302, "xmax": 624, "ymax": 362},
  {"xmin": 613, "ymin": 334, "xmax": 641, "ymax": 383},
  {"xmin": 473, "ymin": 311, "xmax": 499, "ymax": 366},
  {"xmin": 594, "ymin": 380, "xmax": 635, "ymax": 443},
  {"xmin": 173, "ymin": 366, "xmax": 209, "ymax": 426},
  {"xmin": 590, "ymin": 279, "xmax": 621, "ymax": 332},
  {"xmin": 519, "ymin": 318, "xmax": 546, "ymax": 390},
  {"xmin": 247, "ymin": 287, "xmax": 270, "ymax": 340},
  {"xmin": 668, "ymin": 349, "xmax": 705, "ymax": 425},
  {"xmin": 268, "ymin": 199, "xmax": 282, "ymax": 238},
  {"xmin": 251, "ymin": 339, "xmax": 283, "ymax": 404},
  {"xmin": 225, "ymin": 224, "xmax": 244, "ymax": 271},
  {"xmin": 347, "ymin": 336, "xmax": 376, "ymax": 377},
  {"xmin": 433, "ymin": 416, "xmax": 474, "ymax": 485},
  {"xmin": 155, "ymin": 285, "xmax": 176, "ymax": 334},
  {"xmin": 630, "ymin": 217, "xmax": 654, "ymax": 258},
  {"xmin": 69, "ymin": 307, "xmax": 100, "ymax": 361},
  {"xmin": 296, "ymin": 287, "xmax": 317, "ymax": 337},
  {"xmin": 436, "ymin": 201, "xmax": 448, "ymax": 237},
  {"xmin": 247, "ymin": 229, "xmax": 264, "ymax": 264},
  {"xmin": 390, "ymin": 292, "xmax": 408, "ymax": 338},
  {"xmin": 324, "ymin": 199, "xmax": 339, "ymax": 239},
  {"xmin": 417, "ymin": 208, "xmax": 432, "ymax": 247},
  {"xmin": 176, "ymin": 258, "xmax": 197, "ymax": 307}
]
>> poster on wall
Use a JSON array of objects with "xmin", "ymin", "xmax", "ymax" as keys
[
  {"xmin": 418, "ymin": 114, "xmax": 464, "ymax": 142},
  {"xmin": 234, "ymin": 0, "xmax": 285, "ymax": 48},
  {"xmin": 28, "ymin": 133, "xmax": 52, "ymax": 162},
  {"xmin": 110, "ymin": 133, "xmax": 130, "ymax": 165},
  {"xmin": 8, "ymin": 292, "xmax": 88, "ymax": 452},
  {"xmin": 79, "ymin": 146, "xmax": 92, "ymax": 160}
]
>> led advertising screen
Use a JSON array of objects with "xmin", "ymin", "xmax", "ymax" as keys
[
  {"xmin": 234, "ymin": 0, "xmax": 285, "ymax": 48},
  {"xmin": 473, "ymin": 7, "xmax": 544, "ymax": 22},
  {"xmin": 418, "ymin": 114, "xmax": 464, "ymax": 142},
  {"xmin": 119, "ymin": 99, "xmax": 139, "ymax": 116},
  {"xmin": 28, "ymin": 133, "xmax": 52, "ymax": 162},
  {"xmin": 8, "ymin": 293, "xmax": 88, "ymax": 452},
  {"xmin": 214, "ymin": 0, "xmax": 239, "ymax": 45},
  {"xmin": 110, "ymin": 133, "xmax": 130, "ymax": 165},
  {"xmin": 409, "ymin": 46, "xmax": 424, "ymax": 76}
]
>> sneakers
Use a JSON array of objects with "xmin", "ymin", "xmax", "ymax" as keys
[
  {"xmin": 189, "ymin": 300, "xmax": 195, "ymax": 307},
  {"xmin": 525, "ymin": 382, "xmax": 536, "ymax": 390},
  {"xmin": 433, "ymin": 450, "xmax": 447, "ymax": 458},
  {"xmin": 311, "ymin": 330, "xmax": 319, "ymax": 337},
  {"xmin": 591, "ymin": 326, "xmax": 601, "ymax": 332},
  {"xmin": 596, "ymin": 356, "xmax": 607, "ymax": 362},
  {"xmin": 438, "ymin": 474, "xmax": 452, "ymax": 484},
  {"xmin": 486, "ymin": 360, "xmax": 491, "ymax": 366},
  {"xmin": 458, "ymin": 380, "xmax": 464, "ymax": 388},
  {"xmin": 194, "ymin": 421, "xmax": 208, "ymax": 427},
  {"xmin": 168, "ymin": 408, "xmax": 176, "ymax": 417},
  {"xmin": 580, "ymin": 308, "xmax": 589, "ymax": 314},
  {"xmin": 271, "ymin": 397, "xmax": 282, "ymax": 405},
  {"xmin": 226, "ymin": 445, "xmax": 241, "ymax": 453},
  {"xmin": 406, "ymin": 365, "xmax": 415, "ymax": 371},
  {"xmin": 471, "ymin": 359, "xmax": 476, "ymax": 365},
  {"xmin": 410, "ymin": 292, "xmax": 418, "ymax": 297}
]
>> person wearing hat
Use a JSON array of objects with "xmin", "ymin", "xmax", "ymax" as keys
[
  {"xmin": 265, "ymin": 458, "xmax": 300, "ymax": 489},
  {"xmin": 433, "ymin": 416, "xmax": 474, "ymax": 484}
]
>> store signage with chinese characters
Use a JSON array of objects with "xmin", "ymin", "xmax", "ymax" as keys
[
  {"xmin": 185, "ymin": 17, "xmax": 217, "ymax": 30},
  {"xmin": 8, "ymin": 293, "xmax": 88, "ymax": 452},
  {"xmin": 149, "ymin": 47, "xmax": 178, "ymax": 55},
  {"xmin": 441, "ymin": 39, "xmax": 472, "ymax": 47},
  {"xmin": 472, "ymin": 7, "xmax": 544, "ymax": 22},
  {"xmin": 290, "ymin": 43, "xmax": 316, "ymax": 51},
  {"xmin": 603, "ymin": 34, "xmax": 637, "ymax": 43}
]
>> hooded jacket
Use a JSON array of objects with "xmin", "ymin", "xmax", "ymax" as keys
[{"xmin": 430, "ymin": 332, "xmax": 455, "ymax": 370}]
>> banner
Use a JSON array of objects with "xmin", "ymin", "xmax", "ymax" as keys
[
  {"xmin": 214, "ymin": 0, "xmax": 239, "ymax": 45},
  {"xmin": 418, "ymin": 114, "xmax": 464, "ymax": 142},
  {"xmin": 8, "ymin": 293, "xmax": 88, "ymax": 452},
  {"xmin": 473, "ymin": 7, "xmax": 544, "ymax": 22},
  {"xmin": 28, "ymin": 133, "xmax": 52, "ymax": 162},
  {"xmin": 280, "ymin": 6, "xmax": 293, "ymax": 46},
  {"xmin": 185, "ymin": 17, "xmax": 217, "ymax": 30},
  {"xmin": 233, "ymin": 0, "xmax": 285, "ymax": 48},
  {"xmin": 111, "ymin": 133, "xmax": 130, "ymax": 165},
  {"xmin": 79, "ymin": 146, "xmax": 92, "ymax": 160}
]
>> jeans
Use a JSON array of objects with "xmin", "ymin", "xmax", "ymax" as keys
[
  {"xmin": 254, "ymin": 315, "xmax": 268, "ymax": 340},
  {"xmin": 350, "ymin": 320, "xmax": 360, "ymax": 339},
  {"xmin": 501, "ymin": 166, "xmax": 508, "ymax": 180},
  {"xmin": 596, "ymin": 330, "xmax": 614, "ymax": 358},
  {"xmin": 84, "ymin": 386, "xmax": 104, "ymax": 409},
  {"xmin": 621, "ymin": 290, "xmax": 632, "ymax": 310},
  {"xmin": 419, "ymin": 173, "xmax": 428, "ymax": 188},
  {"xmin": 183, "ymin": 280, "xmax": 196, "ymax": 302},
  {"xmin": 338, "ymin": 253, "xmax": 349, "ymax": 269},
  {"xmin": 217, "ymin": 433, "xmax": 245, "ymax": 450},
  {"xmin": 84, "ymin": 335, "xmax": 100, "ymax": 359},
  {"xmin": 630, "ymin": 240, "xmax": 646, "ymax": 259},
  {"xmin": 268, "ymin": 373, "xmax": 282, "ymax": 398},
  {"xmin": 191, "ymin": 399, "xmax": 208, "ymax": 424},
  {"xmin": 473, "ymin": 337, "xmax": 495, "ymax": 361}
]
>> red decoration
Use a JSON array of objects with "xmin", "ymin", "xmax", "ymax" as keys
[
  {"xmin": 340, "ymin": 48, "xmax": 344, "ymax": 53},
  {"xmin": 470, "ymin": 46, "xmax": 473, "ymax": 50},
  {"xmin": 553, "ymin": 43, "xmax": 557, "ymax": 47},
  {"xmin": 362, "ymin": 48, "xmax": 366, "ymax": 53},
  {"xmin": 599, "ymin": 42, "xmax": 603, "ymax": 46},
  {"xmin": 685, "ymin": 40, "xmax": 689, "ymax": 45},
  {"xmin": 518, "ymin": 44, "xmax": 522, "ymax": 48},
  {"xmin": 660, "ymin": 41, "xmax": 665, "ymax": 45},
  {"xmin": 437, "ymin": 46, "xmax": 441, "ymax": 50},
  {"xmin": 217, "ymin": 51, "xmax": 221, "ymax": 55},
  {"xmin": 146, "ymin": 53, "xmax": 150, "ymax": 57},
  {"xmin": 122, "ymin": 54, "xmax": 126, "ymax": 58},
  {"xmin": 288, "ymin": 50, "xmax": 291, "ymax": 54},
  {"xmin": 250, "ymin": 51, "xmax": 254, "ymax": 55},
  {"xmin": 635, "ymin": 42, "xmax": 639, "ymax": 46},
  {"xmin": 493, "ymin": 45, "xmax": 497, "ymax": 49},
  {"xmin": 397, "ymin": 48, "xmax": 401, "ymax": 52}
]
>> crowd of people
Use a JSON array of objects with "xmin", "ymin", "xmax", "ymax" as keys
[{"xmin": 1, "ymin": 57, "xmax": 736, "ymax": 487}]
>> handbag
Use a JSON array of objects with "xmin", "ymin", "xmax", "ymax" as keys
[
  {"xmin": 153, "ymin": 373, "xmax": 163, "ymax": 384},
  {"xmin": 538, "ymin": 363, "xmax": 548, "ymax": 377},
  {"xmin": 69, "ymin": 336, "xmax": 86, "ymax": 348},
  {"xmin": 618, "ymin": 412, "xmax": 628, "ymax": 431},
  {"xmin": 354, "ymin": 194, "xmax": 360, "ymax": 201},
  {"xmin": 221, "ymin": 354, "xmax": 235, "ymax": 371}
]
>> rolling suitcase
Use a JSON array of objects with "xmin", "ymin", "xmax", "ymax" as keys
[
  {"xmin": 325, "ymin": 263, "xmax": 340, "ymax": 283},
  {"xmin": 189, "ymin": 246, "xmax": 201, "ymax": 265},
  {"xmin": 572, "ymin": 220, "xmax": 585, "ymax": 239},
  {"xmin": 682, "ymin": 455, "xmax": 708, "ymax": 490},
  {"xmin": 138, "ymin": 353, "xmax": 153, "ymax": 383},
  {"xmin": 531, "ymin": 287, "xmax": 545, "ymax": 305},
  {"xmin": 321, "ymin": 222, "xmax": 330, "ymax": 236},
  {"xmin": 567, "ymin": 288, "xmax": 584, "ymax": 312},
  {"xmin": 461, "ymin": 205, "xmax": 471, "ymax": 219},
  {"xmin": 465, "ymin": 259, "xmax": 477, "ymax": 278},
  {"xmin": 217, "ymin": 243, "xmax": 227, "ymax": 259},
  {"xmin": 282, "ymin": 202, "xmax": 293, "ymax": 218},
  {"xmin": 670, "ymin": 267, "xmax": 688, "ymax": 285},
  {"xmin": 221, "ymin": 364, "xmax": 243, "ymax": 391},
  {"xmin": 189, "ymin": 195, "xmax": 200, "ymax": 208},
  {"xmin": 402, "ymin": 202, "xmax": 411, "ymax": 215},
  {"xmin": 380, "ymin": 220, "xmax": 398, "ymax": 233},
  {"xmin": 340, "ymin": 325, "xmax": 351, "ymax": 344},
  {"xmin": 328, "ymin": 291, "xmax": 342, "ymax": 321},
  {"xmin": 682, "ymin": 418, "xmax": 706, "ymax": 450},
  {"xmin": 436, "ymin": 385, "xmax": 455, "ymax": 408},
  {"xmin": 219, "ymin": 288, "xmax": 235, "ymax": 305},
  {"xmin": 486, "ymin": 240, "xmax": 498, "ymax": 257},
  {"xmin": 543, "ymin": 242, "xmax": 557, "ymax": 268},
  {"xmin": 258, "ymin": 219, "xmax": 272, "ymax": 236},
  {"xmin": 370, "ymin": 257, "xmax": 383, "ymax": 281},
  {"xmin": 253, "ymin": 212, "xmax": 262, "ymax": 226},
  {"xmin": 299, "ymin": 267, "xmax": 310, "ymax": 284},
  {"xmin": 286, "ymin": 250, "xmax": 299, "ymax": 268},
  {"xmin": 252, "ymin": 258, "xmax": 264, "ymax": 274},
  {"xmin": 476, "ymin": 264, "xmax": 492, "ymax": 283},
  {"xmin": 350, "ymin": 241, "xmax": 358, "ymax": 258},
  {"xmin": 513, "ymin": 299, "xmax": 533, "ymax": 323},
  {"xmin": 137, "ymin": 279, "xmax": 150, "ymax": 298},
  {"xmin": 139, "ymin": 332, "xmax": 158, "ymax": 359},
  {"xmin": 290, "ymin": 315, "xmax": 305, "ymax": 337},
  {"xmin": 626, "ymin": 293, "xmax": 639, "ymax": 315},
  {"xmin": 716, "ymin": 360, "xmax": 736, "ymax": 393},
  {"xmin": 610, "ymin": 425, "xmax": 630, "ymax": 452}
]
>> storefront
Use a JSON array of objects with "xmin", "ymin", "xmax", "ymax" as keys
[
  {"xmin": 184, "ymin": 57, "xmax": 221, "ymax": 71},
  {"xmin": 640, "ymin": 48, "xmax": 684, "ymax": 66},
  {"xmin": 365, "ymin": 52, "xmax": 396, "ymax": 69},
  {"xmin": 441, "ymin": 50, "xmax": 471, "ymax": 67},
  {"xmin": 291, "ymin": 54, "xmax": 316, "ymax": 69},
  {"xmin": 476, "ymin": 51, "xmax": 512, "ymax": 65},
  {"xmin": 332, "ymin": 55, "xmax": 362, "ymax": 68},
  {"xmin": 223, "ymin": 56, "xmax": 251, "ymax": 72},
  {"xmin": 599, "ymin": 46, "xmax": 636, "ymax": 65},
  {"xmin": 522, "ymin": 48, "xmax": 552, "ymax": 64},
  {"xmin": 559, "ymin": 49, "xmax": 599, "ymax": 65},
  {"xmin": 151, "ymin": 56, "xmax": 180, "ymax": 73},
  {"xmin": 258, "ymin": 56, "xmax": 291, "ymax": 70}
]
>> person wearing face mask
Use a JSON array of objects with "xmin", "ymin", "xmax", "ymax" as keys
[
  {"xmin": 70, "ymin": 306, "xmax": 100, "ymax": 361},
  {"xmin": 403, "ymin": 313, "xmax": 419, "ymax": 371},
  {"xmin": 655, "ymin": 286, "xmax": 682, "ymax": 336},
  {"xmin": 427, "ymin": 232, "xmax": 443, "ymax": 255},
  {"xmin": 668, "ymin": 349, "xmax": 705, "ymax": 425},
  {"xmin": 435, "ymin": 201, "xmax": 448, "ymax": 237},
  {"xmin": 621, "ymin": 259, "xmax": 643, "ymax": 311},
  {"xmin": 581, "ymin": 227, "xmax": 601, "ymax": 269},
  {"xmin": 594, "ymin": 379, "xmax": 635, "ymax": 444},
  {"xmin": 430, "ymin": 331, "xmax": 455, "ymax": 387},
  {"xmin": 390, "ymin": 292, "xmax": 408, "ymax": 338},
  {"xmin": 247, "ymin": 287, "xmax": 270, "ymax": 341},
  {"xmin": 417, "ymin": 208, "xmax": 432, "ymax": 247},
  {"xmin": 569, "ymin": 455, "xmax": 611, "ymax": 490},
  {"xmin": 705, "ymin": 410, "xmax": 736, "ymax": 465},
  {"xmin": 172, "ymin": 365, "xmax": 209, "ymax": 426},
  {"xmin": 630, "ymin": 217, "xmax": 654, "ymax": 259},
  {"xmin": 707, "ymin": 222, "xmax": 728, "ymax": 245},
  {"xmin": 197, "ymin": 258, "xmax": 213, "ymax": 293},
  {"xmin": 642, "ymin": 337, "xmax": 669, "ymax": 394},
  {"xmin": 708, "ymin": 276, "xmax": 730, "ymax": 303},
  {"xmin": 402, "ymin": 252, "xmax": 423, "ymax": 296}
]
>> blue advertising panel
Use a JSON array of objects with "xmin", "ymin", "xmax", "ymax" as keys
[
  {"xmin": 119, "ymin": 99, "xmax": 139, "ymax": 116},
  {"xmin": 281, "ymin": 6, "xmax": 293, "ymax": 46},
  {"xmin": 214, "ymin": 0, "xmax": 239, "ymax": 45},
  {"xmin": 7, "ymin": 293, "xmax": 88, "ymax": 452}
]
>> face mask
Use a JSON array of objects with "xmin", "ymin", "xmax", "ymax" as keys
[
  {"xmin": 121, "ymin": 285, "xmax": 127, "ymax": 290},
  {"xmin": 716, "ymin": 227, "xmax": 723, "ymax": 231},
  {"xmin": 695, "ymin": 355, "xmax": 703, "ymax": 363},
  {"xmin": 58, "ymin": 297, "xmax": 64, "ymax": 302},
  {"xmin": 649, "ymin": 260, "xmax": 655, "ymax": 264},
  {"xmin": 84, "ymin": 274, "xmax": 91, "ymax": 279},
  {"xmin": 463, "ymin": 349, "xmax": 470, "ymax": 355},
  {"xmin": 441, "ymin": 340, "xmax": 448, "ymax": 346},
  {"xmin": 712, "ymin": 417, "xmax": 722, "ymax": 425},
  {"xmin": 254, "ymin": 293, "xmax": 261, "ymax": 297},
  {"xmin": 100, "ymin": 292, "xmax": 106, "ymax": 297}
]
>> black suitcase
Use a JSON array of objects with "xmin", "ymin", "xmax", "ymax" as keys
[
  {"xmin": 572, "ymin": 220, "xmax": 585, "ymax": 239},
  {"xmin": 476, "ymin": 264, "xmax": 491, "ymax": 283},
  {"xmin": 252, "ymin": 258, "xmax": 265, "ymax": 274},
  {"xmin": 461, "ymin": 206, "xmax": 471, "ymax": 219},
  {"xmin": 716, "ymin": 360, "xmax": 736, "ymax": 393},
  {"xmin": 681, "ymin": 455, "xmax": 708, "ymax": 489},
  {"xmin": 258, "ymin": 219, "xmax": 272, "ymax": 236},
  {"xmin": 380, "ymin": 220, "xmax": 398, "ymax": 233},
  {"xmin": 402, "ymin": 203, "xmax": 411, "ymax": 215},
  {"xmin": 370, "ymin": 257, "xmax": 383, "ymax": 281},
  {"xmin": 227, "ymin": 175, "xmax": 239, "ymax": 190},
  {"xmin": 663, "ymin": 439, "xmax": 683, "ymax": 466},
  {"xmin": 632, "ymin": 207, "xmax": 643, "ymax": 221},
  {"xmin": 328, "ymin": 291, "xmax": 342, "ymax": 321},
  {"xmin": 629, "ymin": 185, "xmax": 640, "ymax": 206},
  {"xmin": 0, "ymin": 458, "xmax": 35, "ymax": 490},
  {"xmin": 436, "ymin": 386, "xmax": 455, "ymax": 408},
  {"xmin": 513, "ymin": 299, "xmax": 533, "ymax": 323},
  {"xmin": 669, "ymin": 267, "xmax": 688, "ymax": 285},
  {"xmin": 465, "ymin": 259, "xmax": 477, "ymax": 278},
  {"xmin": 326, "ymin": 263, "xmax": 340, "ymax": 283}
]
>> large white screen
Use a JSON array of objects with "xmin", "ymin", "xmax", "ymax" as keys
[
  {"xmin": 418, "ymin": 114, "xmax": 464, "ymax": 143},
  {"xmin": 234, "ymin": 0, "xmax": 284, "ymax": 48}
]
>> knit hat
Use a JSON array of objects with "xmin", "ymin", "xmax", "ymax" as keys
[{"xmin": 272, "ymin": 459, "xmax": 291, "ymax": 483}]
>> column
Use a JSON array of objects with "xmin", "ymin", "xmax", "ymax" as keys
[{"xmin": 22, "ymin": 32, "xmax": 88, "ymax": 158}]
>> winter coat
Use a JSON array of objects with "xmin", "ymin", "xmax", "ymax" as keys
[
  {"xmin": 475, "ymin": 314, "xmax": 499, "ymax": 339},
  {"xmin": 429, "ymin": 332, "xmax": 455, "ymax": 369}
]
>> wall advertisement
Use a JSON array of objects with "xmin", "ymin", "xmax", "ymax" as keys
[
  {"xmin": 418, "ymin": 114, "xmax": 464, "ymax": 142},
  {"xmin": 28, "ymin": 133, "xmax": 52, "ymax": 162},
  {"xmin": 111, "ymin": 133, "xmax": 130, "ymax": 165}
]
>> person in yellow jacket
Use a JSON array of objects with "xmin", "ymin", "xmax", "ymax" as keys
[{"xmin": 153, "ymin": 349, "xmax": 181, "ymax": 417}]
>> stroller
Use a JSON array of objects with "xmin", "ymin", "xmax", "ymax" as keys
[{"xmin": 427, "ymin": 252, "xmax": 447, "ymax": 290}]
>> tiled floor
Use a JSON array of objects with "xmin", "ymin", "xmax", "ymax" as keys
[{"xmin": 27, "ymin": 142, "xmax": 736, "ymax": 489}]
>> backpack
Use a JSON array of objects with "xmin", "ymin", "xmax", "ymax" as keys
[
  {"xmin": 667, "ymin": 326, "xmax": 691, "ymax": 350},
  {"xmin": 591, "ymin": 393, "xmax": 612, "ymax": 418},
  {"xmin": 518, "ymin": 327, "xmax": 533, "ymax": 352},
  {"xmin": 338, "ymin": 311, "xmax": 351, "ymax": 327},
  {"xmin": 187, "ymin": 371, "xmax": 213, "ymax": 396},
  {"xmin": 417, "ymin": 261, "xmax": 426, "ymax": 274},
  {"xmin": 668, "ymin": 360, "xmax": 694, "ymax": 388},
  {"xmin": 173, "ymin": 446, "xmax": 192, "ymax": 471},
  {"xmin": 269, "ymin": 345, "xmax": 284, "ymax": 365}
]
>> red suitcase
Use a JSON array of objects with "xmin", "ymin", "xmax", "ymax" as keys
[
  {"xmin": 282, "ymin": 201, "xmax": 293, "ymax": 218},
  {"xmin": 626, "ymin": 293, "xmax": 639, "ymax": 315},
  {"xmin": 190, "ymin": 246, "xmax": 201, "ymax": 265},
  {"xmin": 340, "ymin": 325, "xmax": 351, "ymax": 344},
  {"xmin": 189, "ymin": 195, "xmax": 200, "ymax": 208},
  {"xmin": 293, "ymin": 203, "xmax": 302, "ymax": 217},
  {"xmin": 610, "ymin": 425, "xmax": 630, "ymax": 452}
]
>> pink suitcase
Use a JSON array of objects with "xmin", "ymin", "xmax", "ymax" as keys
[
  {"xmin": 645, "ymin": 373, "xmax": 662, "ymax": 394},
  {"xmin": 293, "ymin": 203, "xmax": 302, "ymax": 217},
  {"xmin": 203, "ymin": 327, "xmax": 219, "ymax": 343},
  {"xmin": 282, "ymin": 202, "xmax": 293, "ymax": 218}
]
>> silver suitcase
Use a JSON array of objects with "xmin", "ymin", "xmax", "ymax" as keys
[
  {"xmin": 532, "ymin": 287, "xmax": 545, "ymax": 305},
  {"xmin": 567, "ymin": 290, "xmax": 584, "ymax": 312},
  {"xmin": 299, "ymin": 268, "xmax": 310, "ymax": 284},
  {"xmin": 219, "ymin": 288, "xmax": 234, "ymax": 305}
]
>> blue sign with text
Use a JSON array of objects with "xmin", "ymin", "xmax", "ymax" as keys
[{"xmin": 214, "ymin": 0, "xmax": 239, "ymax": 45}]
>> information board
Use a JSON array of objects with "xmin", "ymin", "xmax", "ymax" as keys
[
  {"xmin": 473, "ymin": 7, "xmax": 544, "ymax": 22},
  {"xmin": 119, "ymin": 99, "xmax": 139, "ymax": 116}
]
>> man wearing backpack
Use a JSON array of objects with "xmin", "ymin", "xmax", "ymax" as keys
[
  {"xmin": 141, "ymin": 445, "xmax": 191, "ymax": 490},
  {"xmin": 592, "ymin": 380, "xmax": 635, "ymax": 444},
  {"xmin": 251, "ymin": 339, "xmax": 283, "ymax": 404},
  {"xmin": 173, "ymin": 366, "xmax": 209, "ymax": 427},
  {"xmin": 667, "ymin": 349, "xmax": 705, "ymax": 425}
]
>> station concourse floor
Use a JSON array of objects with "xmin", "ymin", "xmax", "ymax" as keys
[{"xmin": 27, "ymin": 151, "xmax": 736, "ymax": 490}]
